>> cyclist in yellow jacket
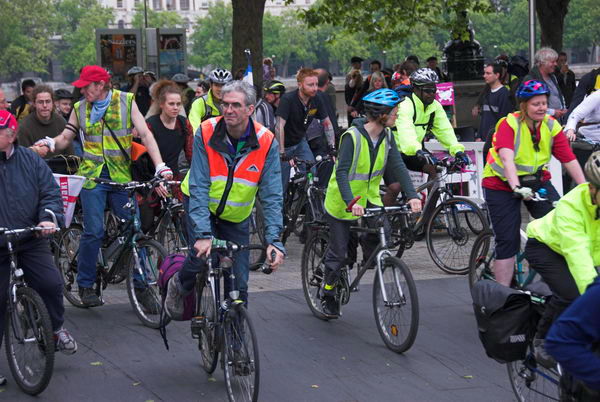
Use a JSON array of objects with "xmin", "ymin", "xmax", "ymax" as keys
[{"xmin": 524, "ymin": 151, "xmax": 600, "ymax": 367}]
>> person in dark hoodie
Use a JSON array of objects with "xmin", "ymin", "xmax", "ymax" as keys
[
  {"xmin": 0, "ymin": 110, "xmax": 77, "ymax": 386},
  {"xmin": 319, "ymin": 89, "xmax": 421, "ymax": 318}
]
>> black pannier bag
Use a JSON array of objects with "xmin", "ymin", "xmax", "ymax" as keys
[{"xmin": 471, "ymin": 280, "xmax": 536, "ymax": 363}]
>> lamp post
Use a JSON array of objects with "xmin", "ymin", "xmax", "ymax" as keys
[{"xmin": 382, "ymin": 50, "xmax": 387, "ymax": 69}]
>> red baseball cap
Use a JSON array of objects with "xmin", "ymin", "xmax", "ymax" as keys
[
  {"xmin": 0, "ymin": 110, "xmax": 18, "ymax": 131},
  {"xmin": 72, "ymin": 65, "xmax": 111, "ymax": 88}
]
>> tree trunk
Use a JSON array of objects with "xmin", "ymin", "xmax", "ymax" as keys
[
  {"xmin": 535, "ymin": 0, "xmax": 570, "ymax": 51},
  {"xmin": 231, "ymin": 0, "xmax": 266, "ymax": 91}
]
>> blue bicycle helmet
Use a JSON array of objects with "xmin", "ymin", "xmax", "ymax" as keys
[
  {"xmin": 362, "ymin": 88, "xmax": 403, "ymax": 115},
  {"xmin": 516, "ymin": 80, "xmax": 549, "ymax": 102}
]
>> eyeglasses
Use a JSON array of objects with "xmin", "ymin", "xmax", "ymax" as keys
[
  {"xmin": 420, "ymin": 87, "xmax": 437, "ymax": 95},
  {"xmin": 222, "ymin": 102, "xmax": 244, "ymax": 111}
]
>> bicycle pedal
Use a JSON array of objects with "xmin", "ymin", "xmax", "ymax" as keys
[{"xmin": 191, "ymin": 316, "xmax": 206, "ymax": 338}]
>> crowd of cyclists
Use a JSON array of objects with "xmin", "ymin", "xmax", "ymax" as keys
[{"xmin": 1, "ymin": 47, "xmax": 600, "ymax": 398}]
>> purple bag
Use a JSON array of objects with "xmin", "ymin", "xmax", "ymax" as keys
[{"xmin": 158, "ymin": 254, "xmax": 196, "ymax": 321}]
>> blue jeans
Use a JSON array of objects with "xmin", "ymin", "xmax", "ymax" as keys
[
  {"xmin": 281, "ymin": 139, "xmax": 315, "ymax": 193},
  {"xmin": 180, "ymin": 196, "xmax": 250, "ymax": 303},
  {"xmin": 77, "ymin": 183, "xmax": 131, "ymax": 288}
]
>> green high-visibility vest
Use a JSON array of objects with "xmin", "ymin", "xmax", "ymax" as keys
[
  {"xmin": 483, "ymin": 112, "xmax": 560, "ymax": 180},
  {"xmin": 75, "ymin": 90, "xmax": 133, "ymax": 189},
  {"xmin": 324, "ymin": 127, "xmax": 389, "ymax": 220}
]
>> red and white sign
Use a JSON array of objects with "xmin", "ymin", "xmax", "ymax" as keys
[
  {"xmin": 53, "ymin": 174, "xmax": 86, "ymax": 227},
  {"xmin": 436, "ymin": 82, "xmax": 455, "ymax": 106}
]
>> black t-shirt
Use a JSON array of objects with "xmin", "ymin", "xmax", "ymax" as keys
[
  {"xmin": 146, "ymin": 115, "xmax": 186, "ymax": 175},
  {"xmin": 123, "ymin": 84, "xmax": 152, "ymax": 117},
  {"xmin": 276, "ymin": 89, "xmax": 327, "ymax": 147}
]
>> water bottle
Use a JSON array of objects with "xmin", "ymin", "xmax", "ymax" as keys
[{"xmin": 538, "ymin": 188, "xmax": 547, "ymax": 197}]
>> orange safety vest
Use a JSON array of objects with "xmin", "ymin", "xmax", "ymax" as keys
[{"xmin": 202, "ymin": 117, "xmax": 274, "ymax": 222}]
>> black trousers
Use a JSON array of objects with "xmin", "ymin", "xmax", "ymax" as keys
[
  {"xmin": 323, "ymin": 213, "xmax": 382, "ymax": 285},
  {"xmin": 0, "ymin": 237, "xmax": 65, "ymax": 346},
  {"xmin": 524, "ymin": 238, "xmax": 581, "ymax": 338}
]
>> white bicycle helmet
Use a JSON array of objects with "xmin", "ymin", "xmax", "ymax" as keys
[
  {"xmin": 410, "ymin": 68, "xmax": 439, "ymax": 86},
  {"xmin": 208, "ymin": 68, "xmax": 233, "ymax": 84},
  {"xmin": 585, "ymin": 151, "xmax": 600, "ymax": 187}
]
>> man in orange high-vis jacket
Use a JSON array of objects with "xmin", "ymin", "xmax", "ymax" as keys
[{"xmin": 165, "ymin": 81, "xmax": 285, "ymax": 318}]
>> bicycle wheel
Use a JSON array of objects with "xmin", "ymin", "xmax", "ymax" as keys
[
  {"xmin": 126, "ymin": 239, "xmax": 166, "ymax": 329},
  {"xmin": 223, "ymin": 306, "xmax": 260, "ymax": 402},
  {"xmin": 157, "ymin": 209, "xmax": 188, "ymax": 255},
  {"xmin": 300, "ymin": 229, "xmax": 330, "ymax": 320},
  {"xmin": 5, "ymin": 287, "xmax": 55, "ymax": 395},
  {"xmin": 249, "ymin": 202, "xmax": 266, "ymax": 271},
  {"xmin": 372, "ymin": 256, "xmax": 419, "ymax": 353},
  {"xmin": 198, "ymin": 279, "xmax": 219, "ymax": 374},
  {"xmin": 426, "ymin": 198, "xmax": 488, "ymax": 274},
  {"xmin": 54, "ymin": 224, "xmax": 85, "ymax": 307},
  {"xmin": 507, "ymin": 349, "xmax": 561, "ymax": 401},
  {"xmin": 468, "ymin": 230, "xmax": 495, "ymax": 290}
]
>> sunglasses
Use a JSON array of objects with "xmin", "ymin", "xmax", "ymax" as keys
[{"xmin": 420, "ymin": 87, "xmax": 437, "ymax": 95}]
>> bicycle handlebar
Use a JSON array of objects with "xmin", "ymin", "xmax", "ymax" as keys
[
  {"xmin": 210, "ymin": 238, "xmax": 275, "ymax": 275},
  {"xmin": 89, "ymin": 176, "xmax": 165, "ymax": 190},
  {"xmin": 0, "ymin": 208, "xmax": 61, "ymax": 237},
  {"xmin": 345, "ymin": 196, "xmax": 411, "ymax": 216}
]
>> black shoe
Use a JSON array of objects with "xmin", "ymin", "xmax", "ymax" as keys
[
  {"xmin": 78, "ymin": 287, "xmax": 102, "ymax": 307},
  {"xmin": 320, "ymin": 284, "xmax": 339, "ymax": 318},
  {"xmin": 533, "ymin": 337, "xmax": 556, "ymax": 369},
  {"xmin": 135, "ymin": 287, "xmax": 160, "ymax": 315}
]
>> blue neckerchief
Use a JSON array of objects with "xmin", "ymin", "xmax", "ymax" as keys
[{"xmin": 90, "ymin": 90, "xmax": 112, "ymax": 125}]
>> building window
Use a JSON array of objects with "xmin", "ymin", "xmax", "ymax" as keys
[
  {"xmin": 200, "ymin": 1, "xmax": 208, "ymax": 8},
  {"xmin": 118, "ymin": 19, "xmax": 125, "ymax": 29},
  {"xmin": 180, "ymin": 0, "xmax": 189, "ymax": 10},
  {"xmin": 166, "ymin": 0, "xmax": 175, "ymax": 10},
  {"xmin": 153, "ymin": 0, "xmax": 162, "ymax": 10},
  {"xmin": 117, "ymin": 0, "xmax": 123, "ymax": 7}
]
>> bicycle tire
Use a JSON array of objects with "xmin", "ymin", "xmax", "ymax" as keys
[
  {"xmin": 426, "ymin": 198, "xmax": 488, "ymax": 274},
  {"xmin": 5, "ymin": 287, "xmax": 55, "ymax": 395},
  {"xmin": 198, "ymin": 279, "xmax": 219, "ymax": 374},
  {"xmin": 223, "ymin": 306, "xmax": 260, "ymax": 402},
  {"xmin": 157, "ymin": 209, "xmax": 188, "ymax": 255},
  {"xmin": 54, "ymin": 223, "xmax": 86, "ymax": 308},
  {"xmin": 507, "ymin": 348, "xmax": 561, "ymax": 402},
  {"xmin": 372, "ymin": 256, "xmax": 419, "ymax": 353},
  {"xmin": 249, "ymin": 201, "xmax": 266, "ymax": 271},
  {"xmin": 468, "ymin": 230, "xmax": 495, "ymax": 290},
  {"xmin": 301, "ymin": 229, "xmax": 330, "ymax": 320},
  {"xmin": 126, "ymin": 239, "xmax": 166, "ymax": 329}
]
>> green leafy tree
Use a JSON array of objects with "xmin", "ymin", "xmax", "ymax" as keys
[
  {"xmin": 131, "ymin": 4, "xmax": 183, "ymax": 28},
  {"xmin": 59, "ymin": 0, "xmax": 114, "ymax": 71},
  {"xmin": 0, "ymin": 0, "xmax": 56, "ymax": 75},
  {"xmin": 564, "ymin": 0, "xmax": 600, "ymax": 52},
  {"xmin": 189, "ymin": 1, "xmax": 233, "ymax": 70},
  {"xmin": 263, "ymin": 11, "xmax": 316, "ymax": 76}
]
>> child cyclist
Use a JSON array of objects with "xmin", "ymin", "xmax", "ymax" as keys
[{"xmin": 320, "ymin": 88, "xmax": 422, "ymax": 317}]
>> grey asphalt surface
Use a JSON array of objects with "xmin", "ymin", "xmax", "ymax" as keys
[{"xmin": 0, "ymin": 237, "xmax": 516, "ymax": 401}]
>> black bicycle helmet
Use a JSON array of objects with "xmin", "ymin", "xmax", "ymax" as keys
[
  {"xmin": 263, "ymin": 80, "xmax": 286, "ymax": 94},
  {"xmin": 410, "ymin": 68, "xmax": 439, "ymax": 86},
  {"xmin": 208, "ymin": 68, "xmax": 233, "ymax": 84},
  {"xmin": 55, "ymin": 89, "xmax": 74, "ymax": 100}
]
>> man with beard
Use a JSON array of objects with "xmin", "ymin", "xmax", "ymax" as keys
[{"xmin": 275, "ymin": 68, "xmax": 335, "ymax": 191}]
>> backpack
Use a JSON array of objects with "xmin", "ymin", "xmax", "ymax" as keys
[
  {"xmin": 471, "ymin": 280, "xmax": 538, "ymax": 363},
  {"xmin": 157, "ymin": 253, "xmax": 196, "ymax": 321}
]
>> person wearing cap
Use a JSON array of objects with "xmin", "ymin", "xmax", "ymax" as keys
[
  {"xmin": 0, "ymin": 111, "xmax": 78, "ymax": 380},
  {"xmin": 32, "ymin": 65, "xmax": 173, "ymax": 308},
  {"xmin": 55, "ymin": 89, "xmax": 74, "ymax": 121},
  {"xmin": 171, "ymin": 73, "xmax": 195, "ymax": 116},
  {"xmin": 122, "ymin": 66, "xmax": 152, "ymax": 116},
  {"xmin": 253, "ymin": 80, "xmax": 285, "ymax": 132},
  {"xmin": 18, "ymin": 85, "xmax": 74, "ymax": 160}
]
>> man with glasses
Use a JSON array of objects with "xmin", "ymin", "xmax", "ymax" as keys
[
  {"xmin": 165, "ymin": 80, "xmax": 285, "ymax": 317},
  {"xmin": 384, "ymin": 68, "xmax": 468, "ymax": 202}
]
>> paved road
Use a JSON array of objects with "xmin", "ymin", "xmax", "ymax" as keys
[{"xmin": 0, "ymin": 237, "xmax": 516, "ymax": 401}]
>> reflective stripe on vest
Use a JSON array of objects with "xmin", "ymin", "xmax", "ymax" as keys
[
  {"xmin": 484, "ymin": 113, "xmax": 559, "ymax": 180},
  {"xmin": 76, "ymin": 90, "xmax": 133, "ymax": 189},
  {"xmin": 324, "ymin": 127, "xmax": 389, "ymax": 221},
  {"xmin": 202, "ymin": 117, "xmax": 274, "ymax": 222}
]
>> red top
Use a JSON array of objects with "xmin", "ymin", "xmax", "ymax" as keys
[{"xmin": 482, "ymin": 118, "xmax": 576, "ymax": 192}]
